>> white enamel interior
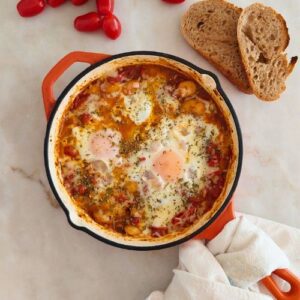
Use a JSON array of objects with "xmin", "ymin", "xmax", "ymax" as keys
[{"xmin": 46, "ymin": 54, "xmax": 240, "ymax": 248}]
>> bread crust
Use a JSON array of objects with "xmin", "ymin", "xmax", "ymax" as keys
[
  {"xmin": 181, "ymin": 0, "xmax": 252, "ymax": 94},
  {"xmin": 237, "ymin": 3, "xmax": 297, "ymax": 101}
]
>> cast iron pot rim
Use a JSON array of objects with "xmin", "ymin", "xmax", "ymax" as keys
[{"xmin": 44, "ymin": 50, "xmax": 243, "ymax": 251}]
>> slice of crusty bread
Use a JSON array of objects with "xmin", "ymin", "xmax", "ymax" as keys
[
  {"xmin": 237, "ymin": 3, "xmax": 298, "ymax": 101},
  {"xmin": 181, "ymin": 0, "xmax": 252, "ymax": 94}
]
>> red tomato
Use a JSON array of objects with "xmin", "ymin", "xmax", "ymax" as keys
[
  {"xmin": 206, "ymin": 142, "xmax": 221, "ymax": 167},
  {"xmin": 71, "ymin": 0, "xmax": 88, "ymax": 5},
  {"xmin": 119, "ymin": 65, "xmax": 142, "ymax": 80},
  {"xmin": 71, "ymin": 94, "xmax": 88, "ymax": 110},
  {"xmin": 74, "ymin": 12, "xmax": 102, "ymax": 32},
  {"xmin": 150, "ymin": 226, "xmax": 168, "ymax": 237},
  {"xmin": 130, "ymin": 216, "xmax": 140, "ymax": 226},
  {"xmin": 79, "ymin": 113, "xmax": 92, "ymax": 124},
  {"xmin": 205, "ymin": 171, "xmax": 225, "ymax": 201},
  {"xmin": 64, "ymin": 174, "xmax": 74, "ymax": 183},
  {"xmin": 115, "ymin": 193, "xmax": 128, "ymax": 203},
  {"xmin": 187, "ymin": 195, "xmax": 201, "ymax": 205},
  {"xmin": 96, "ymin": 0, "xmax": 114, "ymax": 15},
  {"xmin": 47, "ymin": 0, "xmax": 66, "ymax": 7},
  {"xmin": 77, "ymin": 184, "xmax": 87, "ymax": 195},
  {"xmin": 71, "ymin": 184, "xmax": 87, "ymax": 196},
  {"xmin": 90, "ymin": 176, "xmax": 98, "ymax": 185},
  {"xmin": 102, "ymin": 13, "xmax": 121, "ymax": 40},
  {"xmin": 162, "ymin": 0, "xmax": 185, "ymax": 3},
  {"xmin": 63, "ymin": 145, "xmax": 78, "ymax": 158},
  {"xmin": 17, "ymin": 0, "xmax": 45, "ymax": 17},
  {"xmin": 171, "ymin": 204, "xmax": 197, "ymax": 227},
  {"xmin": 107, "ymin": 74, "xmax": 124, "ymax": 83},
  {"xmin": 171, "ymin": 211, "xmax": 185, "ymax": 225}
]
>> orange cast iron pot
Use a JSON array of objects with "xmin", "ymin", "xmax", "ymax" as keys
[{"xmin": 42, "ymin": 51, "xmax": 300, "ymax": 300}]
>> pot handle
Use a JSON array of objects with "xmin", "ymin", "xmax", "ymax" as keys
[
  {"xmin": 42, "ymin": 51, "xmax": 110, "ymax": 119},
  {"xmin": 195, "ymin": 201, "xmax": 235, "ymax": 240},
  {"xmin": 194, "ymin": 201, "xmax": 300, "ymax": 299},
  {"xmin": 261, "ymin": 269, "xmax": 300, "ymax": 300}
]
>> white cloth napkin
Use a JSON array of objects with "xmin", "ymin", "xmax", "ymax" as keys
[{"xmin": 146, "ymin": 214, "xmax": 300, "ymax": 300}]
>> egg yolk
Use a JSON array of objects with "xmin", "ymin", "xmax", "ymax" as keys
[
  {"xmin": 153, "ymin": 150, "xmax": 183, "ymax": 182},
  {"xmin": 89, "ymin": 130, "xmax": 119, "ymax": 161}
]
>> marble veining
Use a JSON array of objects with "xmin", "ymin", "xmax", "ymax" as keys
[{"xmin": 10, "ymin": 166, "xmax": 59, "ymax": 209}]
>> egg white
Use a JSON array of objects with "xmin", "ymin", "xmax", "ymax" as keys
[
  {"xmin": 72, "ymin": 127, "xmax": 122, "ymax": 166},
  {"xmin": 126, "ymin": 115, "xmax": 219, "ymax": 227},
  {"xmin": 124, "ymin": 89, "xmax": 153, "ymax": 125}
]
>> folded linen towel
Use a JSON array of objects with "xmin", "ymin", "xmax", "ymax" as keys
[{"xmin": 146, "ymin": 214, "xmax": 300, "ymax": 300}]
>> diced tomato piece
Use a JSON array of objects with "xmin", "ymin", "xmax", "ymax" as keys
[
  {"xmin": 77, "ymin": 184, "xmax": 87, "ymax": 195},
  {"xmin": 119, "ymin": 66, "xmax": 142, "ymax": 81},
  {"xmin": 63, "ymin": 174, "xmax": 74, "ymax": 190},
  {"xmin": 115, "ymin": 193, "xmax": 128, "ymax": 203},
  {"xmin": 139, "ymin": 157, "xmax": 146, "ymax": 162},
  {"xmin": 208, "ymin": 155, "xmax": 219, "ymax": 167},
  {"xmin": 150, "ymin": 226, "xmax": 168, "ymax": 238},
  {"xmin": 142, "ymin": 185, "xmax": 148, "ymax": 194},
  {"xmin": 171, "ymin": 204, "xmax": 197, "ymax": 227},
  {"xmin": 90, "ymin": 176, "xmax": 98, "ymax": 185},
  {"xmin": 64, "ymin": 145, "xmax": 78, "ymax": 158},
  {"xmin": 206, "ymin": 142, "xmax": 221, "ymax": 167},
  {"xmin": 130, "ymin": 216, "xmax": 140, "ymax": 225},
  {"xmin": 187, "ymin": 195, "xmax": 201, "ymax": 205},
  {"xmin": 64, "ymin": 174, "xmax": 74, "ymax": 183},
  {"xmin": 205, "ymin": 171, "xmax": 225, "ymax": 201},
  {"xmin": 71, "ymin": 94, "xmax": 88, "ymax": 110},
  {"xmin": 206, "ymin": 142, "xmax": 215, "ymax": 154},
  {"xmin": 80, "ymin": 113, "xmax": 92, "ymax": 125},
  {"xmin": 171, "ymin": 211, "xmax": 185, "ymax": 225},
  {"xmin": 107, "ymin": 74, "xmax": 124, "ymax": 83},
  {"xmin": 71, "ymin": 184, "xmax": 87, "ymax": 196}
]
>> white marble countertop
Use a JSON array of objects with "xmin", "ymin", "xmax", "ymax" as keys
[{"xmin": 0, "ymin": 0, "xmax": 299, "ymax": 299}]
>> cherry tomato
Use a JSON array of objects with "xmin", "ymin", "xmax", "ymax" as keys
[
  {"xmin": 17, "ymin": 0, "xmax": 45, "ymax": 17},
  {"xmin": 71, "ymin": 0, "xmax": 88, "ymax": 5},
  {"xmin": 102, "ymin": 13, "xmax": 121, "ymax": 40},
  {"xmin": 96, "ymin": 0, "xmax": 114, "ymax": 16},
  {"xmin": 74, "ymin": 12, "xmax": 102, "ymax": 32},
  {"xmin": 47, "ymin": 0, "xmax": 66, "ymax": 7},
  {"xmin": 162, "ymin": 0, "xmax": 185, "ymax": 3}
]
